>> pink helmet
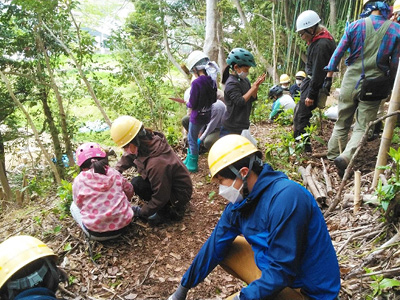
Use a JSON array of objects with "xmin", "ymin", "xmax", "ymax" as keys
[{"xmin": 76, "ymin": 142, "xmax": 107, "ymax": 167}]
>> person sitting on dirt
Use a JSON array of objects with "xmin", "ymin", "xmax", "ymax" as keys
[
  {"xmin": 182, "ymin": 92, "xmax": 227, "ymax": 152},
  {"xmin": 70, "ymin": 142, "xmax": 134, "ymax": 241},
  {"xmin": 0, "ymin": 235, "xmax": 67, "ymax": 300},
  {"xmin": 183, "ymin": 50, "xmax": 219, "ymax": 173},
  {"xmin": 168, "ymin": 134, "xmax": 340, "ymax": 300},
  {"xmin": 289, "ymin": 70, "xmax": 306, "ymax": 101},
  {"xmin": 111, "ymin": 115, "xmax": 193, "ymax": 226},
  {"xmin": 268, "ymin": 84, "xmax": 296, "ymax": 120},
  {"xmin": 279, "ymin": 73, "xmax": 291, "ymax": 94},
  {"xmin": 220, "ymin": 48, "xmax": 266, "ymax": 137}
]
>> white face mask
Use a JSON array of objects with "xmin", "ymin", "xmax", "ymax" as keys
[
  {"xmin": 296, "ymin": 79, "xmax": 303, "ymax": 86},
  {"xmin": 219, "ymin": 178, "xmax": 244, "ymax": 204},
  {"xmin": 237, "ymin": 71, "xmax": 249, "ymax": 79}
]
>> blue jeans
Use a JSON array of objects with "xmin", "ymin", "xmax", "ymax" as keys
[{"xmin": 188, "ymin": 122, "xmax": 204, "ymax": 155}]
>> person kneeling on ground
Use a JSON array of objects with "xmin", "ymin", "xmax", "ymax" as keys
[
  {"xmin": 111, "ymin": 115, "xmax": 193, "ymax": 226},
  {"xmin": 168, "ymin": 134, "xmax": 340, "ymax": 300},
  {"xmin": 70, "ymin": 142, "xmax": 134, "ymax": 241},
  {"xmin": 0, "ymin": 235, "xmax": 67, "ymax": 300},
  {"xmin": 268, "ymin": 84, "xmax": 295, "ymax": 121}
]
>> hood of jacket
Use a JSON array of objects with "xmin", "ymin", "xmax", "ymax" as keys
[
  {"xmin": 136, "ymin": 131, "xmax": 171, "ymax": 163},
  {"xmin": 231, "ymin": 163, "xmax": 288, "ymax": 213},
  {"xmin": 79, "ymin": 167, "xmax": 118, "ymax": 192}
]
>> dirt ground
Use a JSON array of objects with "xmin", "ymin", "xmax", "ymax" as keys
[{"xmin": 1, "ymin": 117, "xmax": 399, "ymax": 300}]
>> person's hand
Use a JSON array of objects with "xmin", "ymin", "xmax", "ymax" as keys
[
  {"xmin": 168, "ymin": 284, "xmax": 189, "ymax": 300},
  {"xmin": 255, "ymin": 73, "xmax": 266, "ymax": 87},
  {"xmin": 322, "ymin": 77, "xmax": 332, "ymax": 95},
  {"xmin": 197, "ymin": 138, "xmax": 202, "ymax": 149},
  {"xmin": 305, "ymin": 97, "xmax": 314, "ymax": 107}
]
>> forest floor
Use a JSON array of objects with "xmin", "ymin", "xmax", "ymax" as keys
[{"xmin": 1, "ymin": 114, "xmax": 400, "ymax": 300}]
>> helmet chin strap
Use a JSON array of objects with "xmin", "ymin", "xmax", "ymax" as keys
[{"xmin": 228, "ymin": 155, "xmax": 256, "ymax": 198}]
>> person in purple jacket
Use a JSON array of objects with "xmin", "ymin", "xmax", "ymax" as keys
[{"xmin": 184, "ymin": 50, "xmax": 219, "ymax": 173}]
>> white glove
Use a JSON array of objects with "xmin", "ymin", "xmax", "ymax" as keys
[{"xmin": 168, "ymin": 284, "xmax": 188, "ymax": 300}]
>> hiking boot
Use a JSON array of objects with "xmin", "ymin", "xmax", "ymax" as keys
[{"xmin": 334, "ymin": 156, "xmax": 349, "ymax": 178}]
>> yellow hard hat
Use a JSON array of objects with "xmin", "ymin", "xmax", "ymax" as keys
[
  {"xmin": 295, "ymin": 71, "xmax": 306, "ymax": 79},
  {"xmin": 279, "ymin": 74, "xmax": 290, "ymax": 84},
  {"xmin": 110, "ymin": 115, "xmax": 143, "ymax": 147},
  {"xmin": 0, "ymin": 235, "xmax": 56, "ymax": 289},
  {"xmin": 394, "ymin": 0, "xmax": 400, "ymax": 13},
  {"xmin": 208, "ymin": 134, "xmax": 259, "ymax": 179}
]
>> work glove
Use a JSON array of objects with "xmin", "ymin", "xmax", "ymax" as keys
[
  {"xmin": 322, "ymin": 77, "xmax": 332, "ymax": 95},
  {"xmin": 197, "ymin": 138, "xmax": 202, "ymax": 150},
  {"xmin": 168, "ymin": 284, "xmax": 189, "ymax": 300}
]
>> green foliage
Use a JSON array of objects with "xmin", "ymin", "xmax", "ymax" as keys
[
  {"xmin": 264, "ymin": 128, "xmax": 304, "ymax": 177},
  {"xmin": 365, "ymin": 267, "xmax": 400, "ymax": 299},
  {"xmin": 57, "ymin": 179, "xmax": 73, "ymax": 219},
  {"xmin": 375, "ymin": 147, "xmax": 400, "ymax": 222},
  {"xmin": 274, "ymin": 109, "xmax": 294, "ymax": 126}
]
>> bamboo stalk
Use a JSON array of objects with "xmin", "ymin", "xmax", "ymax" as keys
[
  {"xmin": 311, "ymin": 168, "xmax": 327, "ymax": 201},
  {"xmin": 304, "ymin": 165, "xmax": 322, "ymax": 201},
  {"xmin": 372, "ymin": 62, "xmax": 400, "ymax": 189}
]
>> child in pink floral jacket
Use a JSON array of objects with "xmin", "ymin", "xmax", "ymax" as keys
[{"xmin": 70, "ymin": 142, "xmax": 134, "ymax": 241}]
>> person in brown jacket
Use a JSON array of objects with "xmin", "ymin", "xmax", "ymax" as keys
[{"xmin": 111, "ymin": 115, "xmax": 193, "ymax": 226}]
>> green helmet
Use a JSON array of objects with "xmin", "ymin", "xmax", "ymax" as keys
[{"xmin": 226, "ymin": 48, "xmax": 256, "ymax": 67}]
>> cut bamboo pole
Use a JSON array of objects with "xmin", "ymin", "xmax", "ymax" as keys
[
  {"xmin": 372, "ymin": 61, "xmax": 400, "ymax": 189},
  {"xmin": 320, "ymin": 158, "xmax": 333, "ymax": 196},
  {"xmin": 305, "ymin": 165, "xmax": 322, "ymax": 201},
  {"xmin": 354, "ymin": 170, "xmax": 361, "ymax": 214},
  {"xmin": 311, "ymin": 168, "xmax": 327, "ymax": 202}
]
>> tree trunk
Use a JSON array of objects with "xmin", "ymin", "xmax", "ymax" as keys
[
  {"xmin": 217, "ymin": 12, "xmax": 227, "ymax": 76},
  {"xmin": 329, "ymin": 0, "xmax": 337, "ymax": 36},
  {"xmin": 0, "ymin": 133, "xmax": 12, "ymax": 204},
  {"xmin": 39, "ymin": 86, "xmax": 65, "ymax": 178},
  {"xmin": 0, "ymin": 71, "xmax": 61, "ymax": 184},
  {"xmin": 35, "ymin": 30, "xmax": 75, "ymax": 167},
  {"xmin": 159, "ymin": 2, "xmax": 191, "ymax": 84},
  {"xmin": 203, "ymin": 0, "xmax": 219, "ymax": 62},
  {"xmin": 232, "ymin": 0, "xmax": 278, "ymax": 79}
]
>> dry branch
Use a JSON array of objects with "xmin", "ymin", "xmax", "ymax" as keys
[
  {"xmin": 320, "ymin": 158, "xmax": 333, "ymax": 196},
  {"xmin": 354, "ymin": 171, "xmax": 361, "ymax": 214}
]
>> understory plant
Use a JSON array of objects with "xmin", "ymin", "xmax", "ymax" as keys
[
  {"xmin": 375, "ymin": 147, "xmax": 400, "ymax": 223},
  {"xmin": 365, "ymin": 267, "xmax": 400, "ymax": 299}
]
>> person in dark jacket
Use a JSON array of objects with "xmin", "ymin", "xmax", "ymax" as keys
[
  {"xmin": 168, "ymin": 134, "xmax": 340, "ymax": 300},
  {"xmin": 0, "ymin": 236, "xmax": 67, "ymax": 300},
  {"xmin": 293, "ymin": 10, "xmax": 336, "ymax": 152},
  {"xmin": 111, "ymin": 115, "xmax": 193, "ymax": 226},
  {"xmin": 220, "ymin": 48, "xmax": 265, "ymax": 137}
]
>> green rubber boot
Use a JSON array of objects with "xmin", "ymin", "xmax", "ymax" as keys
[
  {"xmin": 185, "ymin": 153, "xmax": 198, "ymax": 173},
  {"xmin": 183, "ymin": 148, "xmax": 190, "ymax": 165}
]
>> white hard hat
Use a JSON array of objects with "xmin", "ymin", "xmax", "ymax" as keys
[
  {"xmin": 296, "ymin": 10, "xmax": 321, "ymax": 32},
  {"xmin": 186, "ymin": 51, "xmax": 209, "ymax": 72},
  {"xmin": 394, "ymin": 0, "xmax": 400, "ymax": 13}
]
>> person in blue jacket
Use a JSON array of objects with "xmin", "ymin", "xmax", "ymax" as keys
[{"xmin": 168, "ymin": 134, "xmax": 340, "ymax": 300}]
